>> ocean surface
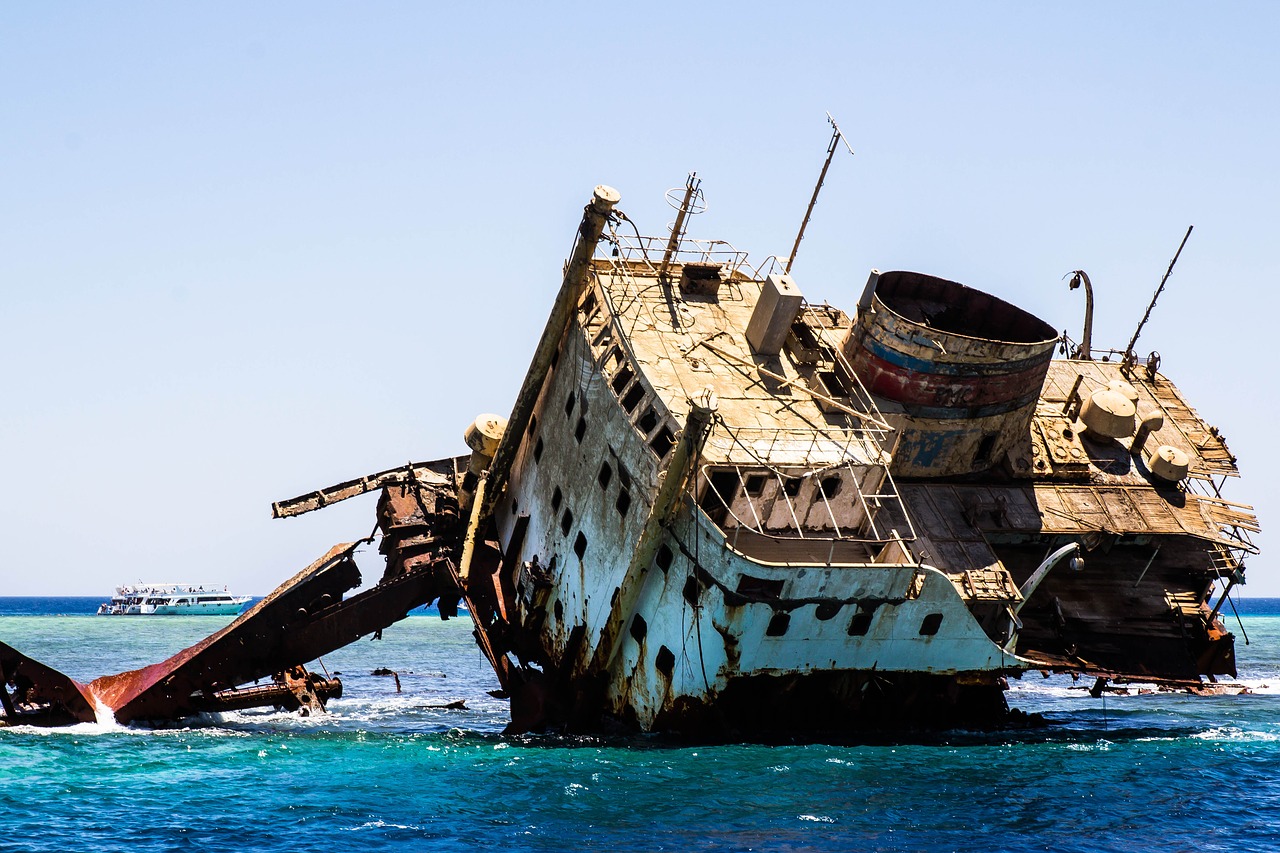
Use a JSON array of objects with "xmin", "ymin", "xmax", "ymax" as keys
[{"xmin": 2, "ymin": 597, "xmax": 1279, "ymax": 852}]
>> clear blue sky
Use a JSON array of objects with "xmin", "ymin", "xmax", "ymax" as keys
[{"xmin": 2, "ymin": 4, "xmax": 1276, "ymax": 595}]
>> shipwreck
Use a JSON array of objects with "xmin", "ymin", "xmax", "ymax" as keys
[{"xmin": 2, "ymin": 154, "xmax": 1259, "ymax": 736}]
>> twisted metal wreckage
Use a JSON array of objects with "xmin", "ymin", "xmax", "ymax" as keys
[{"xmin": 2, "ymin": 167, "xmax": 1260, "ymax": 735}]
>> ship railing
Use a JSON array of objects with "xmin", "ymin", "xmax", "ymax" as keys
[
  {"xmin": 707, "ymin": 422, "xmax": 892, "ymax": 469},
  {"xmin": 799, "ymin": 300, "xmax": 889, "ymax": 422},
  {"xmin": 694, "ymin": 464, "xmax": 916, "ymax": 568},
  {"xmin": 601, "ymin": 231, "xmax": 754, "ymax": 279},
  {"xmin": 694, "ymin": 457, "xmax": 917, "ymax": 548}
]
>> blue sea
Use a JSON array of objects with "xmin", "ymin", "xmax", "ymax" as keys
[{"xmin": 2, "ymin": 597, "xmax": 1279, "ymax": 852}]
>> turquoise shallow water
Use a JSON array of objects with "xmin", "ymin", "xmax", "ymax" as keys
[{"xmin": 2, "ymin": 599, "xmax": 1279, "ymax": 851}]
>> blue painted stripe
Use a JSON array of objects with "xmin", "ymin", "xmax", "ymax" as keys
[{"xmin": 858, "ymin": 331, "xmax": 1054, "ymax": 377}]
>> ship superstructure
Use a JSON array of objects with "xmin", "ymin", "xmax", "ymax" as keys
[{"xmin": 323, "ymin": 181, "xmax": 1255, "ymax": 735}]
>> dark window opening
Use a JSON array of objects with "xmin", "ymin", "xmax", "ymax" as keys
[
  {"xmin": 744, "ymin": 474, "xmax": 768, "ymax": 496},
  {"xmin": 736, "ymin": 575, "xmax": 785, "ymax": 599},
  {"xmin": 815, "ymin": 602, "xmax": 841, "ymax": 621},
  {"xmin": 819, "ymin": 475, "xmax": 842, "ymax": 499},
  {"xmin": 618, "ymin": 465, "xmax": 632, "ymax": 490},
  {"xmin": 553, "ymin": 599, "xmax": 564, "ymax": 621},
  {"xmin": 611, "ymin": 367, "xmax": 634, "ymax": 395},
  {"xmin": 615, "ymin": 490, "xmax": 632, "ymax": 517},
  {"xmin": 766, "ymin": 612, "xmax": 791, "ymax": 637},
  {"xmin": 621, "ymin": 384, "xmax": 645, "ymax": 413},
  {"xmin": 511, "ymin": 499, "xmax": 519, "ymax": 515},
  {"xmin": 630, "ymin": 613, "xmax": 647, "ymax": 643},
  {"xmin": 528, "ymin": 414, "xmax": 538, "ymax": 436},
  {"xmin": 974, "ymin": 432, "xmax": 998, "ymax": 467},
  {"xmin": 561, "ymin": 509, "xmax": 573, "ymax": 536},
  {"xmin": 533, "ymin": 437, "xmax": 544, "ymax": 463},
  {"xmin": 655, "ymin": 544, "xmax": 674, "ymax": 572},
  {"xmin": 551, "ymin": 486, "xmax": 563, "ymax": 511},
  {"xmin": 848, "ymin": 607, "xmax": 876, "ymax": 636},
  {"xmin": 655, "ymin": 645, "xmax": 675, "ymax": 677},
  {"xmin": 637, "ymin": 406, "xmax": 659, "ymax": 435},
  {"xmin": 649, "ymin": 426, "xmax": 675, "ymax": 458},
  {"xmin": 574, "ymin": 416, "xmax": 587, "ymax": 443},
  {"xmin": 919, "ymin": 613, "xmax": 944, "ymax": 636},
  {"xmin": 597, "ymin": 461, "xmax": 613, "ymax": 489},
  {"xmin": 573, "ymin": 531, "xmax": 588, "ymax": 559},
  {"xmin": 698, "ymin": 470, "xmax": 740, "ymax": 524},
  {"xmin": 783, "ymin": 477, "xmax": 802, "ymax": 497},
  {"xmin": 580, "ymin": 291, "xmax": 597, "ymax": 316},
  {"xmin": 682, "ymin": 575, "xmax": 701, "ymax": 606},
  {"xmin": 565, "ymin": 391, "xmax": 576, "ymax": 419},
  {"xmin": 549, "ymin": 349, "xmax": 559, "ymax": 369}
]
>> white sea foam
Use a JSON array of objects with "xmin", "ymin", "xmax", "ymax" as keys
[
  {"xmin": 341, "ymin": 820, "xmax": 422, "ymax": 832},
  {"xmin": 798, "ymin": 814, "xmax": 836, "ymax": 823},
  {"xmin": 1191, "ymin": 726, "xmax": 1280, "ymax": 743}
]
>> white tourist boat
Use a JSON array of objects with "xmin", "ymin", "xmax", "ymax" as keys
[{"xmin": 96, "ymin": 584, "xmax": 251, "ymax": 616}]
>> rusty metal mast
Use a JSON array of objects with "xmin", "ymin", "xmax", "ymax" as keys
[{"xmin": 785, "ymin": 112, "xmax": 854, "ymax": 274}]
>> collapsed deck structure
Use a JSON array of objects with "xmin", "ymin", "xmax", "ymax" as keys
[{"xmin": 3, "ymin": 179, "xmax": 1258, "ymax": 735}]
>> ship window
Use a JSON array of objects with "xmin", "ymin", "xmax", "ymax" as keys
[
  {"xmin": 573, "ymin": 531, "xmax": 588, "ymax": 559},
  {"xmin": 848, "ymin": 606, "xmax": 876, "ymax": 636},
  {"xmin": 819, "ymin": 476, "xmax": 842, "ymax": 499},
  {"xmin": 682, "ymin": 575, "xmax": 701, "ymax": 606},
  {"xmin": 611, "ymin": 367, "xmax": 634, "ymax": 395},
  {"xmin": 550, "ymin": 349, "xmax": 559, "ymax": 369},
  {"xmin": 597, "ymin": 461, "xmax": 612, "ymax": 489},
  {"xmin": 574, "ymin": 416, "xmax": 587, "ymax": 443},
  {"xmin": 637, "ymin": 406, "xmax": 658, "ymax": 435},
  {"xmin": 655, "ymin": 544, "xmax": 674, "ymax": 572},
  {"xmin": 649, "ymin": 426, "xmax": 675, "ymax": 459},
  {"xmin": 783, "ymin": 477, "xmax": 802, "ymax": 497},
  {"xmin": 580, "ymin": 291, "xmax": 597, "ymax": 316},
  {"xmin": 744, "ymin": 474, "xmax": 768, "ymax": 497},
  {"xmin": 617, "ymin": 465, "xmax": 632, "ymax": 490},
  {"xmin": 919, "ymin": 613, "xmax": 944, "ymax": 636},
  {"xmin": 630, "ymin": 613, "xmax": 647, "ymax": 643},
  {"xmin": 974, "ymin": 432, "xmax": 998, "ymax": 467},
  {"xmin": 551, "ymin": 486, "xmax": 563, "ymax": 511},
  {"xmin": 528, "ymin": 414, "xmax": 537, "ymax": 436},
  {"xmin": 565, "ymin": 391, "xmax": 576, "ymax": 419},
  {"xmin": 699, "ymin": 470, "xmax": 740, "ymax": 519},
  {"xmin": 554, "ymin": 599, "xmax": 564, "ymax": 622},
  {"xmin": 815, "ymin": 602, "xmax": 841, "ymax": 621},
  {"xmin": 561, "ymin": 509, "xmax": 573, "ymax": 536},
  {"xmin": 766, "ymin": 612, "xmax": 791, "ymax": 637},
  {"xmin": 737, "ymin": 575, "xmax": 784, "ymax": 599},
  {"xmin": 604, "ymin": 346, "xmax": 624, "ymax": 372},
  {"xmin": 616, "ymin": 490, "xmax": 632, "ymax": 517},
  {"xmin": 621, "ymin": 384, "xmax": 645, "ymax": 414},
  {"xmin": 511, "ymin": 499, "xmax": 519, "ymax": 515},
  {"xmin": 656, "ymin": 645, "xmax": 675, "ymax": 677},
  {"xmin": 534, "ymin": 437, "xmax": 544, "ymax": 463}
]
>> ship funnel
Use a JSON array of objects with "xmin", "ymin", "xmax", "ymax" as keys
[{"xmin": 844, "ymin": 270, "xmax": 1058, "ymax": 477}]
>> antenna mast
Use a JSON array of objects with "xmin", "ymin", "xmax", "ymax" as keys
[
  {"xmin": 785, "ymin": 113, "xmax": 854, "ymax": 274},
  {"xmin": 1124, "ymin": 225, "xmax": 1194, "ymax": 365}
]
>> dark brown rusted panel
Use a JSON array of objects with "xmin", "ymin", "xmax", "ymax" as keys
[
  {"xmin": 0, "ymin": 642, "xmax": 96, "ymax": 726},
  {"xmin": 100, "ymin": 541, "xmax": 451, "ymax": 724}
]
